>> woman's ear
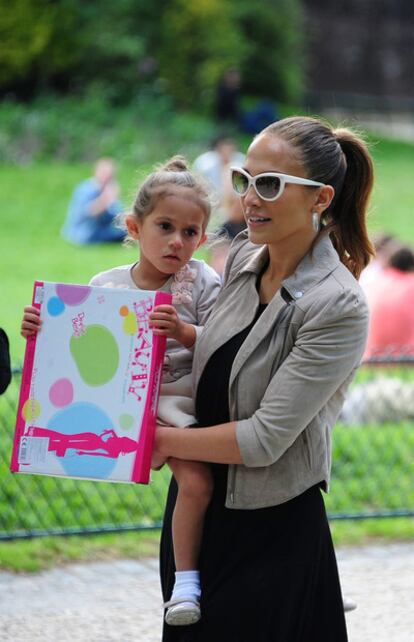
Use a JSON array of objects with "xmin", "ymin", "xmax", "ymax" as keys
[
  {"xmin": 314, "ymin": 185, "xmax": 335, "ymax": 215},
  {"xmin": 125, "ymin": 214, "xmax": 140, "ymax": 239}
]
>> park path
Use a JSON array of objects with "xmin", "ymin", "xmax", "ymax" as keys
[{"xmin": 0, "ymin": 542, "xmax": 414, "ymax": 641}]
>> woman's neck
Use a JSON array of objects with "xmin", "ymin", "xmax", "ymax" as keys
[
  {"xmin": 268, "ymin": 233, "xmax": 315, "ymax": 281},
  {"xmin": 259, "ymin": 234, "xmax": 315, "ymax": 302}
]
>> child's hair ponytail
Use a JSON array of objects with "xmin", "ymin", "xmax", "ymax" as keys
[{"xmin": 159, "ymin": 155, "xmax": 189, "ymax": 173}]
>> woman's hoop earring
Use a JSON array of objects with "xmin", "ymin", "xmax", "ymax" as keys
[{"xmin": 312, "ymin": 212, "xmax": 320, "ymax": 232}]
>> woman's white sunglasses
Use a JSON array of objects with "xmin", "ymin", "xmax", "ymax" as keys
[{"xmin": 230, "ymin": 166, "xmax": 325, "ymax": 202}]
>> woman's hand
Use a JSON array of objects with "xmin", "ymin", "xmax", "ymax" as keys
[
  {"xmin": 21, "ymin": 305, "xmax": 42, "ymax": 338},
  {"xmin": 150, "ymin": 304, "xmax": 196, "ymax": 348}
]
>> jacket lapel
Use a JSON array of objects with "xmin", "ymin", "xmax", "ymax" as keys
[{"xmin": 229, "ymin": 289, "xmax": 289, "ymax": 388}]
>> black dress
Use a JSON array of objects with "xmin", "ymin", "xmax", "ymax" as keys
[{"xmin": 160, "ymin": 303, "xmax": 348, "ymax": 642}]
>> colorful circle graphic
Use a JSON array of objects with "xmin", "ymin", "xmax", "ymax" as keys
[
  {"xmin": 47, "ymin": 296, "xmax": 65, "ymax": 317},
  {"xmin": 49, "ymin": 378, "xmax": 74, "ymax": 407},
  {"xmin": 56, "ymin": 284, "xmax": 92, "ymax": 306},
  {"xmin": 22, "ymin": 398, "xmax": 41, "ymax": 421},
  {"xmin": 70, "ymin": 324, "xmax": 119, "ymax": 386},
  {"xmin": 119, "ymin": 413, "xmax": 135, "ymax": 430}
]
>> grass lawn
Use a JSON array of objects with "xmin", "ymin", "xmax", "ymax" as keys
[
  {"xmin": 0, "ymin": 530, "xmax": 161, "ymax": 573},
  {"xmin": 367, "ymin": 137, "xmax": 414, "ymax": 239}
]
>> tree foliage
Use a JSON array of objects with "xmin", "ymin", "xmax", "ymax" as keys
[{"xmin": 0, "ymin": 0, "xmax": 304, "ymax": 107}]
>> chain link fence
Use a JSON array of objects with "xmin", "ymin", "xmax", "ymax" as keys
[{"xmin": 1, "ymin": 359, "xmax": 413, "ymax": 540}]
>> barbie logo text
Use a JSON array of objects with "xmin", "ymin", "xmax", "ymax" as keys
[
  {"xmin": 127, "ymin": 298, "xmax": 154, "ymax": 402},
  {"xmin": 72, "ymin": 312, "xmax": 86, "ymax": 337}
]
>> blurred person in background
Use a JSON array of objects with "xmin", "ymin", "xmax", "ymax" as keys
[
  {"xmin": 359, "ymin": 232, "xmax": 395, "ymax": 293},
  {"xmin": 214, "ymin": 68, "xmax": 242, "ymax": 126},
  {"xmin": 194, "ymin": 136, "xmax": 246, "ymax": 276},
  {"xmin": 364, "ymin": 242, "xmax": 414, "ymax": 359},
  {"xmin": 193, "ymin": 135, "xmax": 245, "ymax": 226},
  {"xmin": 208, "ymin": 192, "xmax": 246, "ymax": 277},
  {"xmin": 61, "ymin": 158, "xmax": 126, "ymax": 245}
]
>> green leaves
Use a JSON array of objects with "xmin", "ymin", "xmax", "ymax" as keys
[{"xmin": 0, "ymin": 0, "xmax": 304, "ymax": 109}]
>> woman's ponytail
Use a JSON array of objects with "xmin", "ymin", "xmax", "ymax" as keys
[
  {"xmin": 263, "ymin": 117, "xmax": 375, "ymax": 279},
  {"xmin": 326, "ymin": 129, "xmax": 375, "ymax": 278}
]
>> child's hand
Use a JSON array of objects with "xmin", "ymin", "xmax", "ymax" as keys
[
  {"xmin": 150, "ymin": 304, "xmax": 196, "ymax": 348},
  {"xmin": 21, "ymin": 305, "xmax": 42, "ymax": 338}
]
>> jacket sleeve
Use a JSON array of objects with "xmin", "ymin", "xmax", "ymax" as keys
[
  {"xmin": 235, "ymin": 289, "xmax": 369, "ymax": 467},
  {"xmin": 192, "ymin": 263, "xmax": 222, "ymax": 342}
]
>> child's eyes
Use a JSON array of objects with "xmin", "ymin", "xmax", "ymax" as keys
[{"xmin": 157, "ymin": 222, "xmax": 199, "ymax": 238}]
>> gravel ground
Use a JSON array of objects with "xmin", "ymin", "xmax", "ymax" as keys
[{"xmin": 0, "ymin": 543, "xmax": 413, "ymax": 641}]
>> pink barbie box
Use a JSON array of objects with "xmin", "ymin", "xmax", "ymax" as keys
[{"xmin": 10, "ymin": 281, "xmax": 170, "ymax": 484}]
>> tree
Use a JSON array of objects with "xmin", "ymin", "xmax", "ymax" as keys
[
  {"xmin": 0, "ymin": 0, "xmax": 304, "ymax": 108},
  {"xmin": 235, "ymin": 0, "xmax": 304, "ymax": 104},
  {"xmin": 157, "ymin": 0, "xmax": 248, "ymax": 110}
]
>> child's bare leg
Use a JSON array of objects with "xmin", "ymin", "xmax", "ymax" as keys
[
  {"xmin": 169, "ymin": 457, "xmax": 213, "ymax": 571},
  {"xmin": 164, "ymin": 457, "xmax": 213, "ymax": 625}
]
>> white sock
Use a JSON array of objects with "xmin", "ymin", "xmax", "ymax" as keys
[{"xmin": 170, "ymin": 570, "xmax": 201, "ymax": 603}]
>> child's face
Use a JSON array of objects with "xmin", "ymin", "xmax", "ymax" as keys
[{"xmin": 127, "ymin": 190, "xmax": 207, "ymax": 279}]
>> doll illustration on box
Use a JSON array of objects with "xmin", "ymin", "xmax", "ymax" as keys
[{"xmin": 27, "ymin": 427, "xmax": 137, "ymax": 458}]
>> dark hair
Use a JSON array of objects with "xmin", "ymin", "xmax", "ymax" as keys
[
  {"xmin": 388, "ymin": 245, "xmax": 414, "ymax": 272},
  {"xmin": 129, "ymin": 155, "xmax": 212, "ymax": 232},
  {"xmin": 261, "ymin": 117, "xmax": 375, "ymax": 279}
]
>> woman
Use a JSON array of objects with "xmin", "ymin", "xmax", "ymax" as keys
[{"xmin": 154, "ymin": 116, "xmax": 374, "ymax": 641}]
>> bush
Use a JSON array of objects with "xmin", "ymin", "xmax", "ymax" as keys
[{"xmin": 0, "ymin": 94, "xmax": 220, "ymax": 164}]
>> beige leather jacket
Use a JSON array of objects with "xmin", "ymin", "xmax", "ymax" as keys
[{"xmin": 193, "ymin": 232, "xmax": 369, "ymax": 509}]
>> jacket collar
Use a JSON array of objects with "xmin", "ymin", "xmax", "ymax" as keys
[{"xmin": 238, "ymin": 231, "xmax": 340, "ymax": 300}]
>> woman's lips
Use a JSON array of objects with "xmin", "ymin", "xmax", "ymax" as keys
[{"xmin": 247, "ymin": 215, "xmax": 271, "ymax": 227}]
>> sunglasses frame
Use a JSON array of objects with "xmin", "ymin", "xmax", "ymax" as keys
[{"xmin": 230, "ymin": 166, "xmax": 325, "ymax": 202}]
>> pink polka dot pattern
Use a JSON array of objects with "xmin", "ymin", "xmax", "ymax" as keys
[{"xmin": 49, "ymin": 378, "xmax": 74, "ymax": 407}]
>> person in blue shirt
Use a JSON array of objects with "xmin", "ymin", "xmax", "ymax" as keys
[{"xmin": 61, "ymin": 158, "xmax": 126, "ymax": 244}]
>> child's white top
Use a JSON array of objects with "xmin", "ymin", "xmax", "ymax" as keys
[{"xmin": 89, "ymin": 259, "xmax": 221, "ymax": 384}]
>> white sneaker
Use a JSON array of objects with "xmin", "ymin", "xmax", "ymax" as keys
[
  {"xmin": 343, "ymin": 595, "xmax": 357, "ymax": 612},
  {"xmin": 164, "ymin": 597, "xmax": 201, "ymax": 626}
]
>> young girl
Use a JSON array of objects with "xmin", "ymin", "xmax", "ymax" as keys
[{"xmin": 21, "ymin": 157, "xmax": 222, "ymax": 627}]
